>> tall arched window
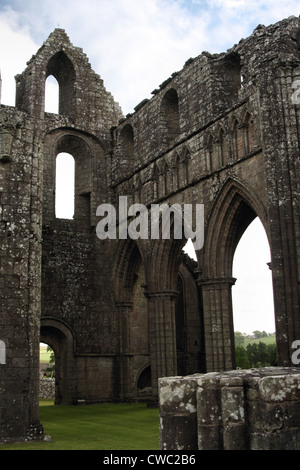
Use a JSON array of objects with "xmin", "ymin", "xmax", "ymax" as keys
[
  {"xmin": 45, "ymin": 75, "xmax": 59, "ymax": 113},
  {"xmin": 55, "ymin": 152, "xmax": 75, "ymax": 219},
  {"xmin": 232, "ymin": 217, "xmax": 275, "ymax": 335}
]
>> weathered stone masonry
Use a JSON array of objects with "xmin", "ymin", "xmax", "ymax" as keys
[
  {"xmin": 159, "ymin": 368, "xmax": 300, "ymax": 450},
  {"xmin": 0, "ymin": 16, "xmax": 300, "ymax": 442}
]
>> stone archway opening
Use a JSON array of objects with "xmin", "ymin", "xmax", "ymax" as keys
[
  {"xmin": 137, "ymin": 365, "xmax": 152, "ymax": 399},
  {"xmin": 201, "ymin": 179, "xmax": 276, "ymax": 372},
  {"xmin": 232, "ymin": 217, "xmax": 276, "ymax": 367},
  {"xmin": 39, "ymin": 329, "xmax": 62, "ymax": 405},
  {"xmin": 39, "ymin": 342, "xmax": 55, "ymax": 403},
  {"xmin": 40, "ymin": 342, "xmax": 55, "ymax": 379},
  {"xmin": 232, "ymin": 217, "xmax": 275, "ymax": 335},
  {"xmin": 40, "ymin": 320, "xmax": 75, "ymax": 405}
]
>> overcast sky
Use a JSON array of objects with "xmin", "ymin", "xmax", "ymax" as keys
[
  {"xmin": 1, "ymin": 0, "xmax": 299, "ymax": 113},
  {"xmin": 1, "ymin": 0, "xmax": 297, "ymax": 334}
]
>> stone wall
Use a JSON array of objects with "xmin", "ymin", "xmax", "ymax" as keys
[
  {"xmin": 39, "ymin": 378, "xmax": 55, "ymax": 400},
  {"xmin": 159, "ymin": 367, "xmax": 300, "ymax": 450}
]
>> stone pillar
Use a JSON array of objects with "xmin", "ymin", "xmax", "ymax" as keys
[
  {"xmin": 197, "ymin": 373, "xmax": 222, "ymax": 449},
  {"xmin": 199, "ymin": 277, "xmax": 236, "ymax": 372},
  {"xmin": 197, "ymin": 372, "xmax": 246, "ymax": 450},
  {"xmin": 158, "ymin": 375, "xmax": 198, "ymax": 450},
  {"xmin": 146, "ymin": 291, "xmax": 178, "ymax": 398},
  {"xmin": 258, "ymin": 64, "xmax": 300, "ymax": 366}
]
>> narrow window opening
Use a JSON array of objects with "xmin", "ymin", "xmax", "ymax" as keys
[
  {"xmin": 55, "ymin": 152, "xmax": 75, "ymax": 219},
  {"xmin": 120, "ymin": 124, "xmax": 134, "ymax": 161},
  {"xmin": 161, "ymin": 88, "xmax": 180, "ymax": 145},
  {"xmin": 45, "ymin": 75, "xmax": 59, "ymax": 114},
  {"xmin": 0, "ymin": 340, "xmax": 6, "ymax": 364}
]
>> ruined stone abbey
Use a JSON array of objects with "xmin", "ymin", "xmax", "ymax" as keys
[{"xmin": 0, "ymin": 15, "xmax": 300, "ymax": 443}]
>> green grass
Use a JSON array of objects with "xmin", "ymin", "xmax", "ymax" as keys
[
  {"xmin": 243, "ymin": 333, "xmax": 276, "ymax": 347},
  {"xmin": 40, "ymin": 346, "xmax": 51, "ymax": 364},
  {"xmin": 0, "ymin": 401, "xmax": 160, "ymax": 450}
]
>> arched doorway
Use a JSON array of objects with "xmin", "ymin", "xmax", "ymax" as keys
[
  {"xmin": 40, "ymin": 342, "xmax": 55, "ymax": 379},
  {"xmin": 40, "ymin": 318, "xmax": 75, "ymax": 405}
]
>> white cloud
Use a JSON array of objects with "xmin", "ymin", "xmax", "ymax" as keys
[
  {"xmin": 0, "ymin": 8, "xmax": 38, "ymax": 106},
  {"xmin": 1, "ymin": 0, "xmax": 299, "ymax": 112},
  {"xmin": 0, "ymin": 1, "xmax": 211, "ymax": 112}
]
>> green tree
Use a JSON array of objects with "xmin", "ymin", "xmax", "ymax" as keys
[
  {"xmin": 257, "ymin": 341, "xmax": 268, "ymax": 366},
  {"xmin": 246, "ymin": 343, "xmax": 258, "ymax": 367},
  {"xmin": 245, "ymin": 342, "xmax": 277, "ymax": 367},
  {"xmin": 267, "ymin": 343, "xmax": 277, "ymax": 366},
  {"xmin": 45, "ymin": 346, "xmax": 55, "ymax": 377},
  {"xmin": 252, "ymin": 330, "xmax": 269, "ymax": 339},
  {"xmin": 47, "ymin": 345, "xmax": 55, "ymax": 364},
  {"xmin": 235, "ymin": 346, "xmax": 250, "ymax": 369},
  {"xmin": 234, "ymin": 332, "xmax": 246, "ymax": 346}
]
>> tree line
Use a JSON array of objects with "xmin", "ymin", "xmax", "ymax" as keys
[{"xmin": 234, "ymin": 331, "xmax": 277, "ymax": 369}]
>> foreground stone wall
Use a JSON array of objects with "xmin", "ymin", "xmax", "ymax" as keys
[{"xmin": 159, "ymin": 367, "xmax": 300, "ymax": 450}]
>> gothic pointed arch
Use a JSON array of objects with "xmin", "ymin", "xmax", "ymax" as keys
[
  {"xmin": 40, "ymin": 317, "xmax": 76, "ymax": 405},
  {"xmin": 203, "ymin": 177, "xmax": 268, "ymax": 279},
  {"xmin": 200, "ymin": 177, "xmax": 271, "ymax": 371}
]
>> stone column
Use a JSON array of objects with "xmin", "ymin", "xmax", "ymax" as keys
[
  {"xmin": 146, "ymin": 291, "xmax": 178, "ymax": 398},
  {"xmin": 258, "ymin": 64, "xmax": 300, "ymax": 366},
  {"xmin": 198, "ymin": 277, "xmax": 236, "ymax": 372}
]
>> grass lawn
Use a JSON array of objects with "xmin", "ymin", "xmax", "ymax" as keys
[
  {"xmin": 243, "ymin": 333, "xmax": 276, "ymax": 347},
  {"xmin": 40, "ymin": 346, "xmax": 51, "ymax": 364},
  {"xmin": 0, "ymin": 401, "xmax": 160, "ymax": 450}
]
